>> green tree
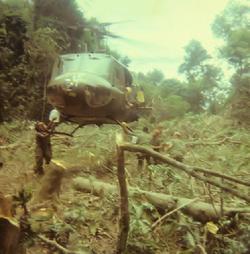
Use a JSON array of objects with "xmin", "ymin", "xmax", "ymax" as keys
[
  {"xmin": 25, "ymin": 27, "xmax": 62, "ymax": 118},
  {"xmin": 212, "ymin": 0, "xmax": 249, "ymax": 40},
  {"xmin": 212, "ymin": 0, "xmax": 250, "ymax": 124},
  {"xmin": 0, "ymin": 2, "xmax": 33, "ymax": 120},
  {"xmin": 146, "ymin": 69, "xmax": 164, "ymax": 85},
  {"xmin": 153, "ymin": 95, "xmax": 190, "ymax": 120},
  {"xmin": 219, "ymin": 28, "xmax": 250, "ymax": 73},
  {"xmin": 33, "ymin": 0, "xmax": 86, "ymax": 52},
  {"xmin": 178, "ymin": 40, "xmax": 223, "ymax": 112},
  {"xmin": 159, "ymin": 78, "xmax": 184, "ymax": 98},
  {"xmin": 179, "ymin": 40, "xmax": 210, "ymax": 82},
  {"xmin": 230, "ymin": 73, "xmax": 250, "ymax": 125}
]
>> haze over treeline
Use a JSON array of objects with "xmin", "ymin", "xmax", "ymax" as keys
[{"xmin": 0, "ymin": 0, "xmax": 249, "ymax": 125}]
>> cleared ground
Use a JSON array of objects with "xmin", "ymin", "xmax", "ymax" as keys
[{"xmin": 0, "ymin": 114, "xmax": 249, "ymax": 253}]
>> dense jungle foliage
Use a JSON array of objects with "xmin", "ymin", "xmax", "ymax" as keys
[
  {"xmin": 0, "ymin": 0, "xmax": 249, "ymax": 125},
  {"xmin": 0, "ymin": 0, "xmax": 128, "ymax": 121}
]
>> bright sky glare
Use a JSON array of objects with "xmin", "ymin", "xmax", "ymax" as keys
[{"xmin": 77, "ymin": 0, "xmax": 230, "ymax": 78}]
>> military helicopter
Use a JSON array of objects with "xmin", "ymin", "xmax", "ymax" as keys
[{"xmin": 46, "ymin": 21, "xmax": 145, "ymax": 127}]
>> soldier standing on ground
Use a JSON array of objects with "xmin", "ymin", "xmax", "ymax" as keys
[
  {"xmin": 34, "ymin": 121, "xmax": 53, "ymax": 175},
  {"xmin": 120, "ymin": 123, "xmax": 151, "ymax": 170},
  {"xmin": 150, "ymin": 126, "xmax": 164, "ymax": 164},
  {"xmin": 33, "ymin": 109, "xmax": 60, "ymax": 175}
]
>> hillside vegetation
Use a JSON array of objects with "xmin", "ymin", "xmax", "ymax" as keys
[{"xmin": 0, "ymin": 114, "xmax": 250, "ymax": 253}]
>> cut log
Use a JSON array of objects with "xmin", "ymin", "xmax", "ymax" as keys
[
  {"xmin": 33, "ymin": 160, "xmax": 66, "ymax": 203},
  {"xmin": 73, "ymin": 177, "xmax": 250, "ymax": 223},
  {"xmin": 0, "ymin": 193, "xmax": 20, "ymax": 254}
]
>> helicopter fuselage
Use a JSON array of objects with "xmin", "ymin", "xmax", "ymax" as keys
[{"xmin": 47, "ymin": 53, "xmax": 138, "ymax": 125}]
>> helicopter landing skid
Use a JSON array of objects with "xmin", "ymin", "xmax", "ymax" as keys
[
  {"xmin": 55, "ymin": 114, "xmax": 135, "ymax": 136},
  {"xmin": 62, "ymin": 115, "xmax": 122, "ymax": 126}
]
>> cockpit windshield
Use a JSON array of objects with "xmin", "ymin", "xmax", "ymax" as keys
[{"xmin": 55, "ymin": 53, "xmax": 113, "ymax": 80}]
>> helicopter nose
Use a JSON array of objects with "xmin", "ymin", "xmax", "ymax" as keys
[{"xmin": 47, "ymin": 72, "xmax": 118, "ymax": 110}]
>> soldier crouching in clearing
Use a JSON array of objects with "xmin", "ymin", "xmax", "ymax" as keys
[
  {"xmin": 136, "ymin": 126, "xmax": 151, "ymax": 170},
  {"xmin": 33, "ymin": 109, "xmax": 60, "ymax": 175}
]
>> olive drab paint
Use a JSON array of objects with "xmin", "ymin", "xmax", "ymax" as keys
[{"xmin": 47, "ymin": 53, "xmax": 143, "ymax": 125}]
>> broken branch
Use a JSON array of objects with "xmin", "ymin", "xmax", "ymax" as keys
[
  {"xmin": 116, "ymin": 145, "xmax": 129, "ymax": 254},
  {"xmin": 193, "ymin": 166, "xmax": 250, "ymax": 187},
  {"xmin": 186, "ymin": 137, "xmax": 241, "ymax": 146},
  {"xmin": 120, "ymin": 144, "xmax": 250, "ymax": 203},
  {"xmin": 37, "ymin": 234, "xmax": 85, "ymax": 254},
  {"xmin": 151, "ymin": 198, "xmax": 199, "ymax": 229}
]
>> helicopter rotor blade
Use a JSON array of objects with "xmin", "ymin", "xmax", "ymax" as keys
[
  {"xmin": 100, "ymin": 20, "xmax": 134, "ymax": 27},
  {"xmin": 103, "ymin": 31, "xmax": 123, "ymax": 39},
  {"xmin": 84, "ymin": 19, "xmax": 135, "ymax": 38}
]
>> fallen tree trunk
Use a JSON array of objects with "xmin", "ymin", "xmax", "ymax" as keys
[
  {"xmin": 120, "ymin": 144, "xmax": 250, "ymax": 203},
  {"xmin": 32, "ymin": 161, "xmax": 65, "ymax": 203},
  {"xmin": 73, "ymin": 177, "xmax": 250, "ymax": 223}
]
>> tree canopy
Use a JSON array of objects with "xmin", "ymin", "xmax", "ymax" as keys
[{"xmin": 212, "ymin": 0, "xmax": 250, "ymax": 125}]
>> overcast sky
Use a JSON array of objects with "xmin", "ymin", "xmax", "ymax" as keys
[{"xmin": 77, "ymin": 0, "xmax": 229, "ymax": 78}]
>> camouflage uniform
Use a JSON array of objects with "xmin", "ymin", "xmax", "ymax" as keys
[
  {"xmin": 150, "ymin": 128, "xmax": 163, "ymax": 164},
  {"xmin": 34, "ymin": 122, "xmax": 54, "ymax": 175},
  {"xmin": 133, "ymin": 128, "xmax": 151, "ymax": 169}
]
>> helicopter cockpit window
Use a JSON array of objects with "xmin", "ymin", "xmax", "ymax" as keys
[
  {"xmin": 124, "ymin": 68, "xmax": 132, "ymax": 86},
  {"xmin": 113, "ymin": 64, "xmax": 126, "ymax": 89},
  {"xmin": 55, "ymin": 54, "xmax": 112, "ymax": 81}
]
